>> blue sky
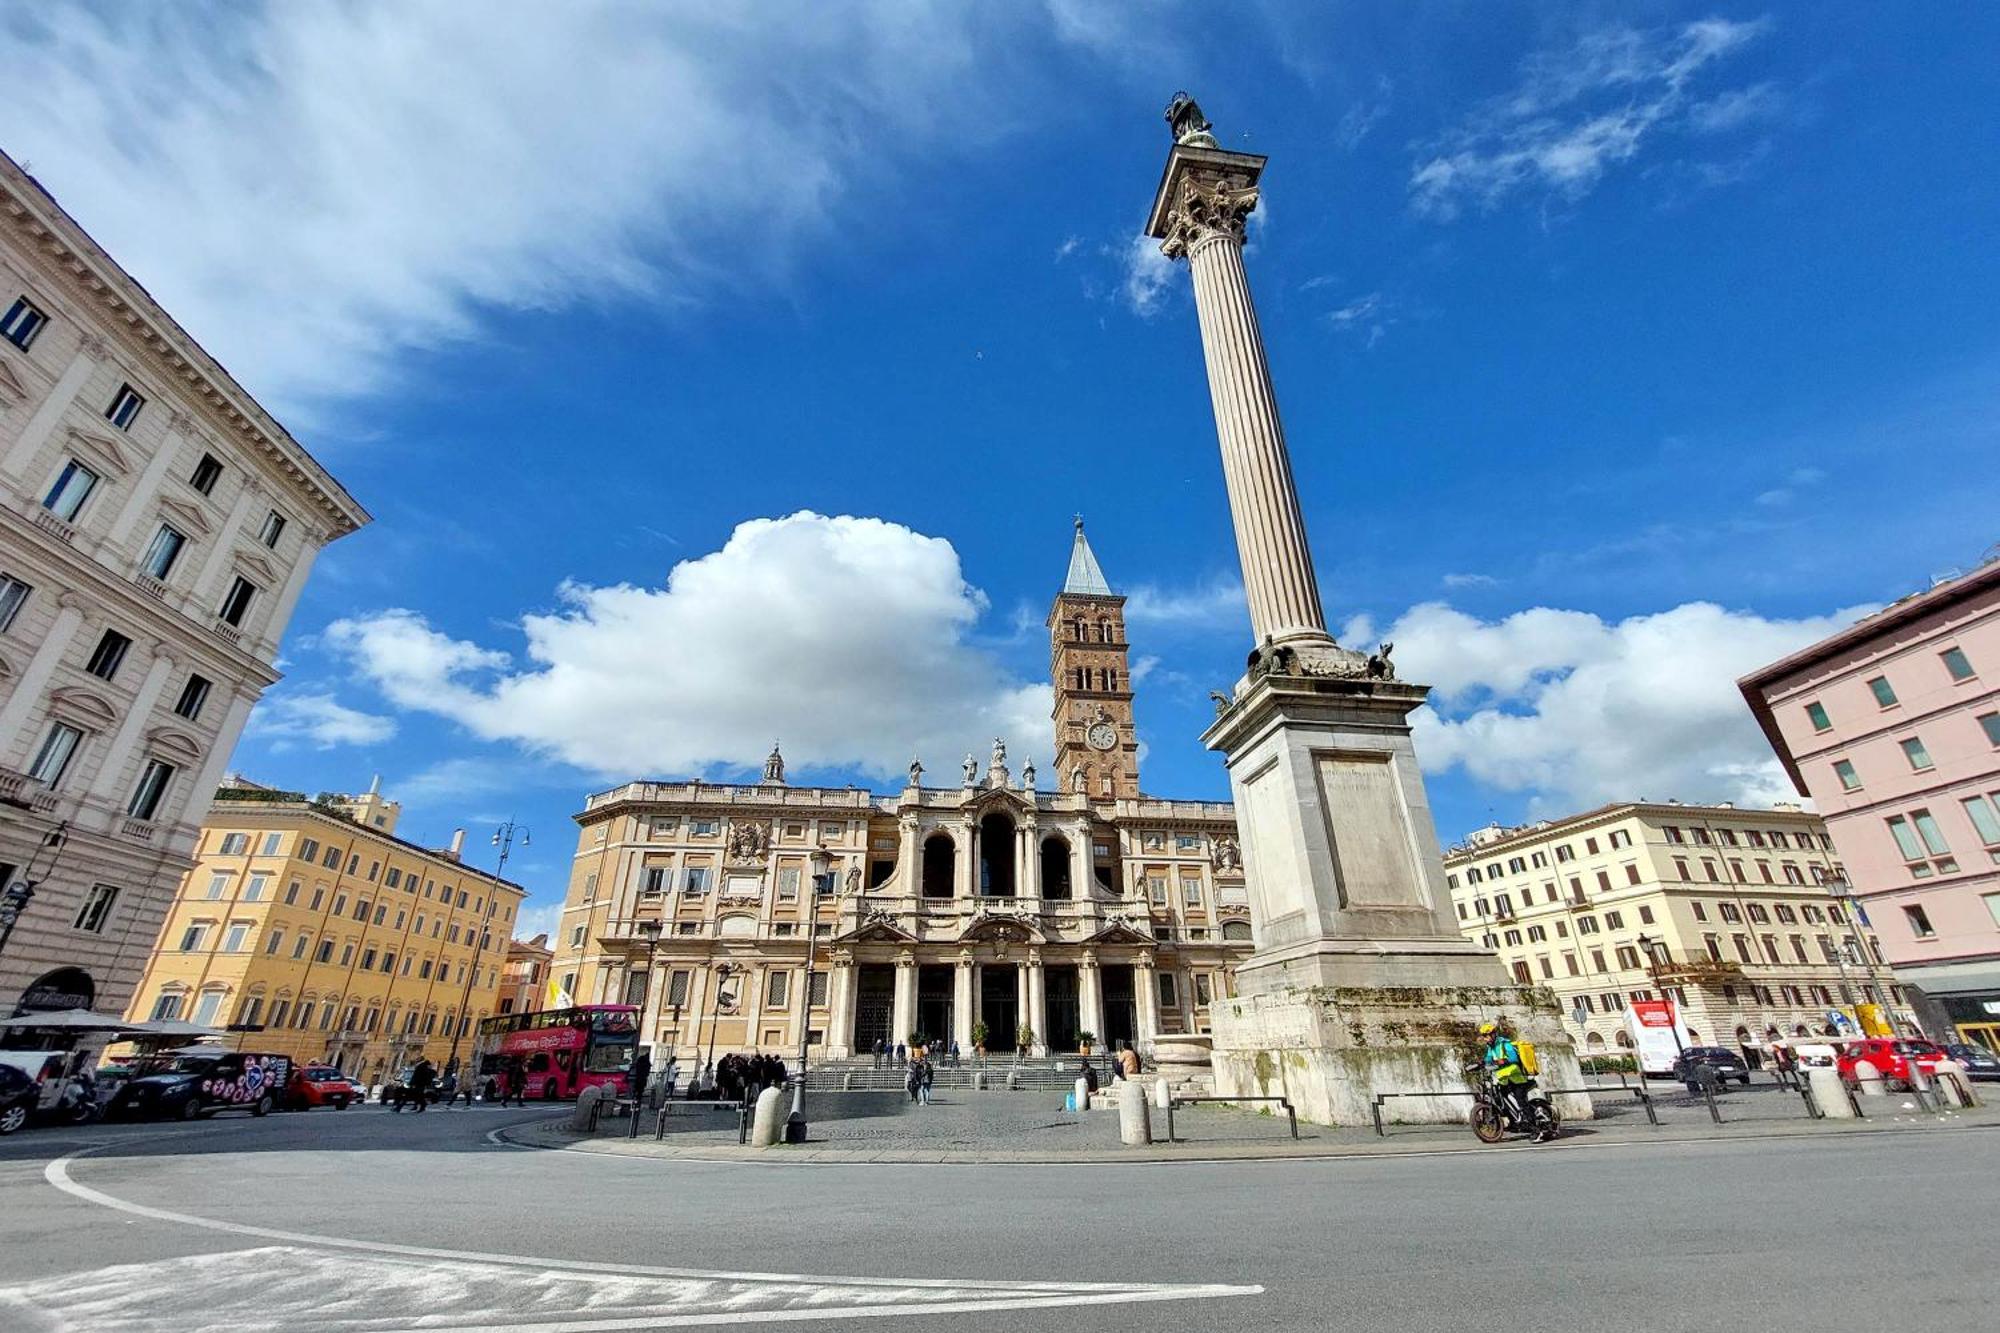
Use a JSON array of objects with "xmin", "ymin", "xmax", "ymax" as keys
[{"xmin": 6, "ymin": 3, "xmax": 1997, "ymax": 939}]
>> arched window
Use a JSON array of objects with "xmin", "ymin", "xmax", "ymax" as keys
[
  {"xmin": 1220, "ymin": 921, "xmax": 1252, "ymax": 941},
  {"xmin": 1584, "ymin": 1031, "xmax": 1606, "ymax": 1050},
  {"xmin": 1040, "ymin": 835, "xmax": 1072, "ymax": 900},
  {"xmin": 921, "ymin": 833, "xmax": 955, "ymax": 899},
  {"xmin": 1614, "ymin": 1030, "xmax": 1633, "ymax": 1049},
  {"xmin": 978, "ymin": 814, "xmax": 1016, "ymax": 896}
]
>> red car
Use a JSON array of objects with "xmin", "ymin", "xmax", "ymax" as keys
[
  {"xmin": 286, "ymin": 1064, "xmax": 361, "ymax": 1110},
  {"xmin": 1835, "ymin": 1038, "xmax": 1952, "ymax": 1090}
]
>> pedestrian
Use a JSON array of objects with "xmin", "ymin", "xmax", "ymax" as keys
[
  {"xmin": 1081, "ymin": 1058, "xmax": 1099, "ymax": 1094},
  {"xmin": 407, "ymin": 1056, "xmax": 436, "ymax": 1113},
  {"xmin": 1118, "ymin": 1043, "xmax": 1140, "ymax": 1080},
  {"xmin": 918, "ymin": 1056, "xmax": 935, "ymax": 1106},
  {"xmin": 872, "ymin": 1038, "xmax": 884, "ymax": 1070},
  {"xmin": 630, "ymin": 1048, "xmax": 653, "ymax": 1110},
  {"xmin": 501, "ymin": 1057, "xmax": 525, "ymax": 1107},
  {"xmin": 895, "ymin": 1041, "xmax": 907, "ymax": 1064},
  {"xmin": 661, "ymin": 1055, "xmax": 679, "ymax": 1101},
  {"xmin": 905, "ymin": 1054, "xmax": 922, "ymax": 1103},
  {"xmin": 948, "ymin": 1039, "xmax": 960, "ymax": 1068}
]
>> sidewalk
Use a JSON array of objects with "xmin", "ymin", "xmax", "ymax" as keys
[{"xmin": 498, "ymin": 1094, "xmax": 2000, "ymax": 1165}]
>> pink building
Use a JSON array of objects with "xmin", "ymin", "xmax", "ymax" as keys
[{"xmin": 1740, "ymin": 558, "xmax": 2000, "ymax": 1049}]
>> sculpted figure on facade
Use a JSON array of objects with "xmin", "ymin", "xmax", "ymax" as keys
[
  {"xmin": 1212, "ymin": 835, "xmax": 1241, "ymax": 874},
  {"xmin": 907, "ymin": 755, "xmax": 923, "ymax": 788},
  {"xmin": 727, "ymin": 820, "xmax": 769, "ymax": 862},
  {"xmin": 963, "ymin": 753, "xmax": 978, "ymax": 786}
]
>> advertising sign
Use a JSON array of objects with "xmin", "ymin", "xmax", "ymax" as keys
[
  {"xmin": 1624, "ymin": 998, "xmax": 1693, "ymax": 1075},
  {"xmin": 1856, "ymin": 1003, "xmax": 1894, "ymax": 1037}
]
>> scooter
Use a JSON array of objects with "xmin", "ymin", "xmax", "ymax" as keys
[{"xmin": 1464, "ymin": 1063, "xmax": 1557, "ymax": 1144}]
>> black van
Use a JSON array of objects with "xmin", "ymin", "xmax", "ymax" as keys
[{"xmin": 106, "ymin": 1051, "xmax": 293, "ymax": 1120}]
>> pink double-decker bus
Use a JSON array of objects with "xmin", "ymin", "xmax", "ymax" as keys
[{"xmin": 474, "ymin": 1004, "xmax": 637, "ymax": 1101}]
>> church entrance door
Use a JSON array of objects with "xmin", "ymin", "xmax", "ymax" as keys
[
  {"xmin": 1043, "ymin": 965, "xmax": 1081, "ymax": 1050},
  {"xmin": 853, "ymin": 965, "xmax": 894, "ymax": 1053},
  {"xmin": 915, "ymin": 964, "xmax": 954, "ymax": 1048},
  {"xmin": 1100, "ymin": 964, "xmax": 1137, "ymax": 1051},
  {"xmin": 978, "ymin": 967, "xmax": 1018, "ymax": 1052}
]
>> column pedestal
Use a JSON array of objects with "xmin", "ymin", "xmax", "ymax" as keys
[
  {"xmin": 827, "ymin": 953, "xmax": 856, "ymax": 1058},
  {"xmin": 952, "ymin": 952, "xmax": 974, "ymax": 1054},
  {"xmin": 1078, "ymin": 954, "xmax": 1105, "ymax": 1050},
  {"xmin": 1027, "ymin": 953, "xmax": 1047, "ymax": 1057}
]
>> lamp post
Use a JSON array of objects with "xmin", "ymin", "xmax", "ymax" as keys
[
  {"xmin": 786, "ymin": 846, "xmax": 836, "ymax": 1143},
  {"xmin": 444, "ymin": 820, "xmax": 526, "ymax": 1080},
  {"xmin": 1636, "ymin": 933, "xmax": 1691, "ymax": 1070},
  {"xmin": 634, "ymin": 917, "xmax": 662, "ymax": 1093},
  {"xmin": 0, "ymin": 822, "xmax": 70, "ymax": 958},
  {"xmin": 1825, "ymin": 877, "xmax": 1902, "ymax": 1035},
  {"xmin": 700, "ymin": 961, "xmax": 736, "ymax": 1092}
]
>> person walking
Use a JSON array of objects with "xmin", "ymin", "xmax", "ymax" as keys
[
  {"xmin": 905, "ymin": 1054, "xmax": 923, "ymax": 1103},
  {"xmin": 660, "ymin": 1055, "xmax": 679, "ymax": 1102},
  {"xmin": 895, "ymin": 1041, "xmax": 907, "ymax": 1065},
  {"xmin": 918, "ymin": 1055, "xmax": 935, "ymax": 1106},
  {"xmin": 948, "ymin": 1039, "xmax": 961, "ymax": 1069},
  {"xmin": 872, "ymin": 1038, "xmax": 884, "ymax": 1070},
  {"xmin": 500, "ymin": 1057, "xmax": 525, "ymax": 1107},
  {"xmin": 407, "ymin": 1057, "xmax": 436, "ymax": 1113},
  {"xmin": 630, "ymin": 1048, "xmax": 653, "ymax": 1111}
]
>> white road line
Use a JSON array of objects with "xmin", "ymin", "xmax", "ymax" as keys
[{"xmin": 43, "ymin": 1147, "xmax": 1259, "ymax": 1302}]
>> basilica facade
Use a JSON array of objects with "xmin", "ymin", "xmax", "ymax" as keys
[{"xmin": 548, "ymin": 523, "xmax": 1251, "ymax": 1060}]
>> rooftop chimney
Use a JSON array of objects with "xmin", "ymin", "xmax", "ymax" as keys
[{"xmin": 449, "ymin": 828, "xmax": 466, "ymax": 860}]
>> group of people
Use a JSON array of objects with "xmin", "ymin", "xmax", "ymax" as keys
[
  {"xmin": 688, "ymin": 1052, "xmax": 788, "ymax": 1104},
  {"xmin": 872, "ymin": 1038, "xmax": 960, "ymax": 1069},
  {"xmin": 388, "ymin": 1054, "xmax": 539, "ymax": 1112}
]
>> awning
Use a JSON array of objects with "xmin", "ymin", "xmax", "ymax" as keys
[{"xmin": 0, "ymin": 1008, "xmax": 133, "ymax": 1032}]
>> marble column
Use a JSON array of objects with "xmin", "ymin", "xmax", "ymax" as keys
[
  {"xmin": 1027, "ymin": 951, "xmax": 1047, "ymax": 1056},
  {"xmin": 898, "ymin": 818, "xmax": 921, "ymax": 895},
  {"xmin": 1014, "ymin": 961, "xmax": 1029, "ymax": 1049},
  {"xmin": 1019, "ymin": 821, "xmax": 1040, "ymax": 901},
  {"xmin": 1134, "ymin": 952, "xmax": 1160, "ymax": 1051},
  {"xmin": 952, "ymin": 950, "xmax": 974, "ymax": 1052},
  {"xmin": 891, "ymin": 950, "xmax": 917, "ymax": 1048},
  {"xmin": 0, "ymin": 593, "xmax": 85, "ymax": 761},
  {"xmin": 0, "ymin": 337, "xmax": 103, "ymax": 482},
  {"xmin": 86, "ymin": 647, "xmax": 178, "ymax": 802},
  {"xmin": 826, "ymin": 951, "xmax": 856, "ymax": 1057},
  {"xmin": 1078, "ymin": 951, "xmax": 1105, "ymax": 1047},
  {"xmin": 1150, "ymin": 144, "xmax": 1327, "ymax": 650},
  {"xmin": 954, "ymin": 823, "xmax": 975, "ymax": 899}
]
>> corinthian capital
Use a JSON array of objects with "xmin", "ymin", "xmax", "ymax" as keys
[{"xmin": 1159, "ymin": 170, "xmax": 1260, "ymax": 259}]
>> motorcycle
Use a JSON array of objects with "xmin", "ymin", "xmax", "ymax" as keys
[{"xmin": 1465, "ymin": 1063, "xmax": 1557, "ymax": 1144}]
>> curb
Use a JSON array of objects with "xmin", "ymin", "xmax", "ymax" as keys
[{"xmin": 492, "ymin": 1108, "xmax": 1999, "ymax": 1167}]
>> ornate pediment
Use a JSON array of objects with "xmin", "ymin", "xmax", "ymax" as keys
[
  {"xmin": 1083, "ymin": 914, "xmax": 1156, "ymax": 946},
  {"xmin": 959, "ymin": 909, "xmax": 1046, "ymax": 946},
  {"xmin": 835, "ymin": 909, "xmax": 918, "ymax": 945},
  {"xmin": 64, "ymin": 424, "xmax": 134, "ymax": 477},
  {"xmin": 156, "ymin": 496, "xmax": 213, "ymax": 538},
  {"xmin": 962, "ymin": 784, "xmax": 1032, "ymax": 816},
  {"xmin": 233, "ymin": 549, "xmax": 280, "ymax": 586},
  {"xmin": 145, "ymin": 725, "xmax": 205, "ymax": 764},
  {"xmin": 47, "ymin": 685, "xmax": 119, "ymax": 731}
]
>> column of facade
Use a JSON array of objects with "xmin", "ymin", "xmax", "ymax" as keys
[
  {"xmin": 105, "ymin": 414, "xmax": 189, "ymax": 548},
  {"xmin": 1134, "ymin": 952, "xmax": 1160, "ymax": 1051},
  {"xmin": 952, "ymin": 949, "xmax": 974, "ymax": 1053},
  {"xmin": 0, "ymin": 594, "xmax": 86, "ymax": 761},
  {"xmin": 897, "ymin": 817, "xmax": 920, "ymax": 895},
  {"xmin": 891, "ymin": 949, "xmax": 917, "ymax": 1049},
  {"xmin": 739, "ymin": 963, "xmax": 765, "ymax": 1048},
  {"xmin": 1073, "ymin": 835, "xmax": 1094, "ymax": 901},
  {"xmin": 1160, "ymin": 163, "xmax": 1329, "ymax": 649},
  {"xmin": 255, "ymin": 530, "xmax": 325, "ymax": 659},
  {"xmin": 954, "ymin": 821, "xmax": 975, "ymax": 898},
  {"xmin": 85, "ymin": 647, "xmax": 178, "ymax": 803},
  {"xmin": 1019, "ymin": 820, "xmax": 1040, "ymax": 901},
  {"xmin": 0, "ymin": 338, "xmax": 102, "ymax": 481},
  {"xmin": 176, "ymin": 692, "xmax": 255, "ymax": 831},
  {"xmin": 826, "ymin": 950, "xmax": 856, "ymax": 1057},
  {"xmin": 1027, "ymin": 950, "xmax": 1047, "ymax": 1056},
  {"xmin": 1078, "ymin": 950, "xmax": 1105, "ymax": 1046},
  {"xmin": 1013, "ymin": 961, "xmax": 1029, "ymax": 1050},
  {"xmin": 188, "ymin": 477, "xmax": 265, "ymax": 614}
]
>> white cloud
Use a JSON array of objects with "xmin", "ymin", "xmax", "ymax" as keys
[
  {"xmin": 1410, "ymin": 16, "xmax": 1772, "ymax": 220},
  {"xmin": 327, "ymin": 512, "xmax": 1049, "ymax": 781},
  {"xmin": 1326, "ymin": 291, "xmax": 1395, "ymax": 347},
  {"xmin": 1117, "ymin": 234, "xmax": 1177, "ymax": 318},
  {"xmin": 1130, "ymin": 654, "xmax": 1161, "ymax": 683},
  {"xmin": 511, "ymin": 899, "xmax": 562, "ymax": 948},
  {"xmin": 1384, "ymin": 598, "xmax": 1875, "ymax": 814},
  {"xmin": 1055, "ymin": 234, "xmax": 1082, "ymax": 261},
  {"xmin": 1336, "ymin": 76, "xmax": 1394, "ymax": 150},
  {"xmin": 1688, "ymin": 82, "xmax": 1785, "ymax": 134},
  {"xmin": 1441, "ymin": 572, "xmax": 1499, "ymax": 589},
  {"xmin": 0, "ymin": 3, "xmax": 1116, "ymax": 418},
  {"xmin": 245, "ymin": 692, "xmax": 396, "ymax": 749},
  {"xmin": 1124, "ymin": 576, "xmax": 1248, "ymax": 632}
]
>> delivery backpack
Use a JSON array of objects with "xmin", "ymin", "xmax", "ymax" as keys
[{"xmin": 1516, "ymin": 1041, "xmax": 1540, "ymax": 1076}]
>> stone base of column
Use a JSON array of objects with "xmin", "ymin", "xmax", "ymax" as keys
[
  {"xmin": 1203, "ymin": 669, "xmax": 1505, "ymax": 998},
  {"xmin": 1208, "ymin": 983, "xmax": 1591, "ymax": 1128}
]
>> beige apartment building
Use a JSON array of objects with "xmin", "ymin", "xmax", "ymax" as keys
[
  {"xmin": 550, "ymin": 524, "xmax": 1252, "ymax": 1060},
  {"xmin": 0, "ymin": 149, "xmax": 366, "ymax": 1022},
  {"xmin": 499, "ymin": 932, "xmax": 552, "ymax": 1015},
  {"xmin": 1444, "ymin": 802, "xmax": 1913, "ymax": 1057},
  {"xmin": 124, "ymin": 781, "xmax": 526, "ymax": 1084}
]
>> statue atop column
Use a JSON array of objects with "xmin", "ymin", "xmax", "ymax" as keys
[
  {"xmin": 986, "ymin": 736, "xmax": 1010, "ymax": 789},
  {"xmin": 962, "ymin": 752, "xmax": 978, "ymax": 787},
  {"xmin": 907, "ymin": 755, "xmax": 924, "ymax": 788},
  {"xmin": 1165, "ymin": 91, "xmax": 1217, "ymax": 147}
]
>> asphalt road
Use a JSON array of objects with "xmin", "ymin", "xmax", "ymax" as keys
[{"xmin": 0, "ymin": 1103, "xmax": 1992, "ymax": 1331}]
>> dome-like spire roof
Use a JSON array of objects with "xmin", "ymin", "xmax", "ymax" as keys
[{"xmin": 1063, "ymin": 516, "xmax": 1114, "ymax": 597}]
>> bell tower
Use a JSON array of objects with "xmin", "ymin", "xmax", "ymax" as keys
[{"xmin": 1048, "ymin": 518, "xmax": 1141, "ymax": 801}]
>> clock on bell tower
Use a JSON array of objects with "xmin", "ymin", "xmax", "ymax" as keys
[{"xmin": 1048, "ymin": 518, "xmax": 1141, "ymax": 801}]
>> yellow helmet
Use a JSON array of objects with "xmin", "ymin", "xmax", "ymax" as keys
[{"xmin": 1478, "ymin": 1022, "xmax": 1499, "ymax": 1036}]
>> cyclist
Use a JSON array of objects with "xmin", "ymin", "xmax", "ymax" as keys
[{"xmin": 1479, "ymin": 1021, "xmax": 1531, "ymax": 1124}]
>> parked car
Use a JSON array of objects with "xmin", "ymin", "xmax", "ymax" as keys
[
  {"xmin": 1941, "ymin": 1043, "xmax": 2000, "ymax": 1082},
  {"xmin": 1834, "ymin": 1038, "xmax": 1952, "ymax": 1090},
  {"xmin": 0, "ymin": 1064, "xmax": 38, "ymax": 1135},
  {"xmin": 286, "ymin": 1064, "xmax": 361, "ymax": 1110},
  {"xmin": 1670, "ymin": 1046, "xmax": 1752, "ymax": 1087},
  {"xmin": 105, "ymin": 1051, "xmax": 293, "ymax": 1121}
]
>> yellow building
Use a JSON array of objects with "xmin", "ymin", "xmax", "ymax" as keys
[
  {"xmin": 1442, "ymin": 801, "xmax": 1913, "ymax": 1058},
  {"xmin": 124, "ymin": 779, "xmax": 527, "ymax": 1084}
]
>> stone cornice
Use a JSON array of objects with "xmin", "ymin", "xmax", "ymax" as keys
[{"xmin": 0, "ymin": 150, "xmax": 370, "ymax": 540}]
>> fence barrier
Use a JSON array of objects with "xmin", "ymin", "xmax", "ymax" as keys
[{"xmin": 1164, "ymin": 1095, "xmax": 1298, "ymax": 1143}]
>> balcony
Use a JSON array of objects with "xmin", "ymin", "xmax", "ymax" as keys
[
  {"xmin": 30, "ymin": 508, "xmax": 76, "ymax": 545},
  {"xmin": 119, "ymin": 817, "xmax": 158, "ymax": 843},
  {"xmin": 133, "ymin": 572, "xmax": 170, "ymax": 602},
  {"xmin": 1645, "ymin": 952, "xmax": 1745, "ymax": 986},
  {"xmin": 0, "ymin": 769, "xmax": 58, "ymax": 813},
  {"xmin": 209, "ymin": 619, "xmax": 243, "ymax": 647}
]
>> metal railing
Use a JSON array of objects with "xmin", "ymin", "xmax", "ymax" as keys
[{"xmin": 1164, "ymin": 1095, "xmax": 1297, "ymax": 1142}]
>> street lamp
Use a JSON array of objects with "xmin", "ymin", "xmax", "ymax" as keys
[
  {"xmin": 786, "ymin": 846, "xmax": 836, "ymax": 1143},
  {"xmin": 699, "ymin": 961, "xmax": 737, "ymax": 1091},
  {"xmin": 0, "ymin": 822, "xmax": 69, "ymax": 958},
  {"xmin": 1635, "ymin": 932, "xmax": 1691, "ymax": 1069},
  {"xmin": 444, "ymin": 820, "xmax": 526, "ymax": 1082},
  {"xmin": 630, "ymin": 917, "xmax": 663, "ymax": 1135},
  {"xmin": 1825, "ymin": 877, "xmax": 1902, "ymax": 1035}
]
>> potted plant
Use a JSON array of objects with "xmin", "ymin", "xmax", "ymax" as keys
[
  {"xmin": 971, "ymin": 1021, "xmax": 988, "ymax": 1058},
  {"xmin": 1076, "ymin": 1030, "xmax": 1096, "ymax": 1057},
  {"xmin": 1017, "ymin": 1024, "xmax": 1036, "ymax": 1054}
]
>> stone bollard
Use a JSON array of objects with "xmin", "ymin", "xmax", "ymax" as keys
[
  {"xmin": 842, "ymin": 1073, "xmax": 854, "ymax": 1091},
  {"xmin": 1152, "ymin": 1076, "xmax": 1172, "ymax": 1110},
  {"xmin": 570, "ymin": 1085, "xmax": 604, "ymax": 1131},
  {"xmin": 972, "ymin": 1071, "xmax": 987, "ymax": 1091},
  {"xmin": 1074, "ymin": 1077, "xmax": 1089, "ymax": 1114},
  {"xmin": 1805, "ymin": 1066, "xmax": 1855, "ymax": 1119},
  {"xmin": 1852, "ymin": 1059, "xmax": 1885, "ymax": 1097},
  {"xmin": 749, "ymin": 1087, "xmax": 785, "ymax": 1148},
  {"xmin": 1006, "ymin": 1070, "xmax": 1020, "ymax": 1092},
  {"xmin": 1118, "ymin": 1076, "xmax": 1153, "ymax": 1146}
]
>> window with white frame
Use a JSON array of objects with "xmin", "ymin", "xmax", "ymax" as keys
[
  {"xmin": 105, "ymin": 383, "xmax": 145, "ymax": 429},
  {"xmin": 141, "ymin": 524, "xmax": 187, "ymax": 580},
  {"xmin": 127, "ymin": 758, "xmax": 175, "ymax": 820},
  {"xmin": 0, "ymin": 574, "xmax": 29, "ymax": 632},
  {"xmin": 42, "ymin": 459, "xmax": 99, "ymax": 521},
  {"xmin": 71, "ymin": 883, "xmax": 118, "ymax": 933},
  {"xmin": 27, "ymin": 722, "xmax": 83, "ymax": 786},
  {"xmin": 1, "ymin": 295, "xmax": 47, "ymax": 349}
]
